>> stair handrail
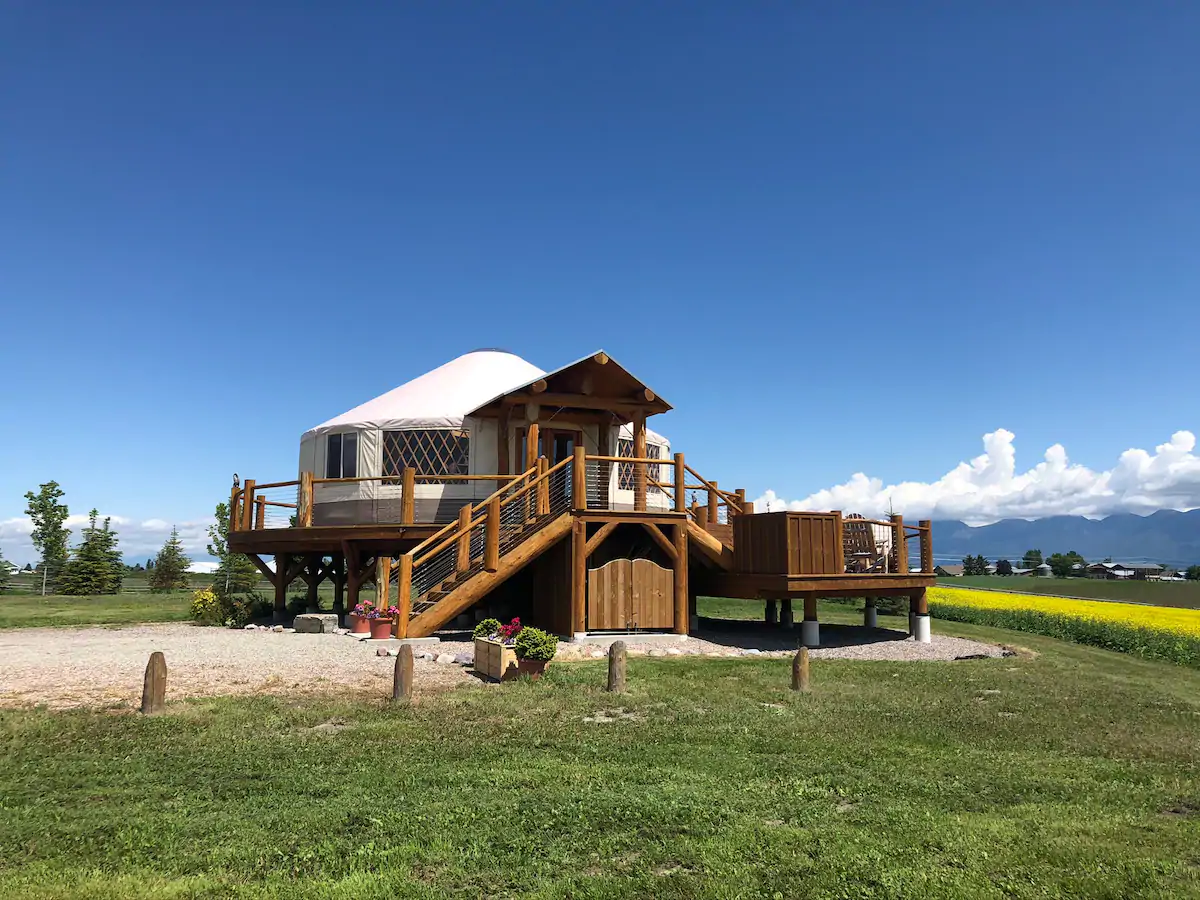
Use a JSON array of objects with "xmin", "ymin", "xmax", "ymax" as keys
[{"xmin": 407, "ymin": 463, "xmax": 539, "ymax": 565}]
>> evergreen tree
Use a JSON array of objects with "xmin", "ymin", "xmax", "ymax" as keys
[
  {"xmin": 208, "ymin": 501, "xmax": 260, "ymax": 600},
  {"xmin": 58, "ymin": 509, "xmax": 123, "ymax": 595},
  {"xmin": 150, "ymin": 527, "xmax": 191, "ymax": 592},
  {"xmin": 24, "ymin": 481, "xmax": 70, "ymax": 592},
  {"xmin": 995, "ymin": 558, "xmax": 1013, "ymax": 576}
]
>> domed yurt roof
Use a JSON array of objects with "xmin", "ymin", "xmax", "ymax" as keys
[{"xmin": 302, "ymin": 349, "xmax": 546, "ymax": 438}]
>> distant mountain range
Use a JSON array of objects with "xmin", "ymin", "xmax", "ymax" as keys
[{"xmin": 927, "ymin": 509, "xmax": 1200, "ymax": 568}]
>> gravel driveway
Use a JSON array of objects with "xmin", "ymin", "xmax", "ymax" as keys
[{"xmin": 0, "ymin": 621, "xmax": 1004, "ymax": 710}]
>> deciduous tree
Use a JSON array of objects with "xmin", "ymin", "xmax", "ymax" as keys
[
  {"xmin": 208, "ymin": 501, "xmax": 260, "ymax": 600},
  {"xmin": 1022, "ymin": 549, "xmax": 1044, "ymax": 570},
  {"xmin": 24, "ymin": 481, "xmax": 70, "ymax": 591},
  {"xmin": 995, "ymin": 559, "xmax": 1013, "ymax": 576},
  {"xmin": 1186, "ymin": 565, "xmax": 1200, "ymax": 582}
]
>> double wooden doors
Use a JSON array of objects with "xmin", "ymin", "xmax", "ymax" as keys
[{"xmin": 586, "ymin": 558, "xmax": 674, "ymax": 631}]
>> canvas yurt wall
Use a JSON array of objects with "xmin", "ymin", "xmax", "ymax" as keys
[{"xmin": 298, "ymin": 350, "xmax": 672, "ymax": 525}]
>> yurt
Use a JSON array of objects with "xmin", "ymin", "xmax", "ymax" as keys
[{"xmin": 298, "ymin": 349, "xmax": 671, "ymax": 525}]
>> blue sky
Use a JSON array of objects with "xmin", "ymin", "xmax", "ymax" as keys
[{"xmin": 2, "ymin": 4, "xmax": 1199, "ymax": 563}]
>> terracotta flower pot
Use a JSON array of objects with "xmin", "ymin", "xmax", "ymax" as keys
[
  {"xmin": 517, "ymin": 659, "xmax": 549, "ymax": 680},
  {"xmin": 349, "ymin": 614, "xmax": 370, "ymax": 634},
  {"xmin": 369, "ymin": 618, "xmax": 394, "ymax": 640}
]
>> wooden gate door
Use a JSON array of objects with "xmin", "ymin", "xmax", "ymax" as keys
[{"xmin": 587, "ymin": 558, "xmax": 674, "ymax": 630}]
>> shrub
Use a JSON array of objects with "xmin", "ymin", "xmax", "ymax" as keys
[
  {"xmin": 514, "ymin": 627, "xmax": 558, "ymax": 661},
  {"xmin": 473, "ymin": 617, "xmax": 502, "ymax": 639},
  {"xmin": 287, "ymin": 595, "xmax": 308, "ymax": 616},
  {"xmin": 876, "ymin": 595, "xmax": 909, "ymax": 616},
  {"xmin": 190, "ymin": 589, "xmax": 224, "ymax": 626}
]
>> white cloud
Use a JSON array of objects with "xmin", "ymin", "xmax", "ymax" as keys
[
  {"xmin": 756, "ymin": 429, "xmax": 1200, "ymax": 526},
  {"xmin": 0, "ymin": 514, "xmax": 215, "ymax": 566}
]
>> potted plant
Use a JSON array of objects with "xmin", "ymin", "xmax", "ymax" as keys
[
  {"xmin": 473, "ymin": 617, "xmax": 519, "ymax": 681},
  {"xmin": 514, "ymin": 627, "xmax": 558, "ymax": 680},
  {"xmin": 349, "ymin": 601, "xmax": 374, "ymax": 634},
  {"xmin": 367, "ymin": 605, "xmax": 400, "ymax": 640}
]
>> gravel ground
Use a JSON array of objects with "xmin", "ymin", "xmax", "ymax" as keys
[
  {"xmin": 0, "ymin": 621, "xmax": 1004, "ymax": 710},
  {"xmin": 0, "ymin": 624, "xmax": 474, "ymax": 710}
]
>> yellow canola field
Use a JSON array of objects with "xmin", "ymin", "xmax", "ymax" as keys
[{"xmin": 928, "ymin": 586, "xmax": 1200, "ymax": 638}]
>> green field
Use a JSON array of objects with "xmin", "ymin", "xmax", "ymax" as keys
[
  {"xmin": 0, "ymin": 590, "xmax": 195, "ymax": 629},
  {"xmin": 938, "ymin": 574, "xmax": 1200, "ymax": 608},
  {"xmin": 2, "ymin": 613, "xmax": 1200, "ymax": 898}
]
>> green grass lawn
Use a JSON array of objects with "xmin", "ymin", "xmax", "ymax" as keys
[
  {"xmin": 0, "ymin": 590, "xmax": 195, "ymax": 629},
  {"xmin": 2, "ymin": 616, "xmax": 1199, "ymax": 898},
  {"xmin": 939, "ymin": 575, "xmax": 1200, "ymax": 608}
]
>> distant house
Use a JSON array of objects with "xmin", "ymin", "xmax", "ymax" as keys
[
  {"xmin": 935, "ymin": 564, "xmax": 963, "ymax": 577},
  {"xmin": 1087, "ymin": 562, "xmax": 1163, "ymax": 581},
  {"xmin": 1034, "ymin": 563, "xmax": 1053, "ymax": 577},
  {"xmin": 1010, "ymin": 566, "xmax": 1035, "ymax": 576}
]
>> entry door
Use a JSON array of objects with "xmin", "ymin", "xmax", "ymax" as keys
[{"xmin": 541, "ymin": 428, "xmax": 580, "ymax": 465}]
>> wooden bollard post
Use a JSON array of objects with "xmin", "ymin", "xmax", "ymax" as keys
[
  {"xmin": 791, "ymin": 647, "xmax": 810, "ymax": 692},
  {"xmin": 607, "ymin": 640, "xmax": 627, "ymax": 693},
  {"xmin": 393, "ymin": 645, "xmax": 414, "ymax": 703},
  {"xmin": 141, "ymin": 651, "xmax": 167, "ymax": 714}
]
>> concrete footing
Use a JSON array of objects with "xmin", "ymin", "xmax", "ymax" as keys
[
  {"xmin": 863, "ymin": 607, "xmax": 878, "ymax": 628},
  {"xmin": 800, "ymin": 619, "xmax": 820, "ymax": 648},
  {"xmin": 913, "ymin": 614, "xmax": 932, "ymax": 643}
]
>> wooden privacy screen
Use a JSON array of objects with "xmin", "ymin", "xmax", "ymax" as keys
[
  {"xmin": 733, "ymin": 512, "xmax": 844, "ymax": 575},
  {"xmin": 587, "ymin": 558, "xmax": 674, "ymax": 631}
]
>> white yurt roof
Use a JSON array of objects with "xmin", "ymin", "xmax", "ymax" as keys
[{"xmin": 303, "ymin": 350, "xmax": 546, "ymax": 438}]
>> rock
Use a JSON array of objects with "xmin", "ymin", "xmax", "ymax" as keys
[
  {"xmin": 743, "ymin": 648, "xmax": 762, "ymax": 655},
  {"xmin": 376, "ymin": 647, "xmax": 391, "ymax": 657},
  {"xmin": 272, "ymin": 625, "xmax": 285, "ymax": 633},
  {"xmin": 243, "ymin": 624, "xmax": 257, "ymax": 630},
  {"xmin": 590, "ymin": 650, "xmax": 605, "ymax": 659},
  {"xmin": 453, "ymin": 653, "xmax": 473, "ymax": 665},
  {"xmin": 436, "ymin": 654, "xmax": 456, "ymax": 665},
  {"xmin": 666, "ymin": 648, "xmax": 682, "ymax": 656},
  {"xmin": 294, "ymin": 613, "xmax": 339, "ymax": 634},
  {"xmin": 648, "ymin": 648, "xmax": 666, "ymax": 657},
  {"xmin": 419, "ymin": 651, "xmax": 436, "ymax": 661},
  {"xmin": 332, "ymin": 627, "xmax": 348, "ymax": 636}
]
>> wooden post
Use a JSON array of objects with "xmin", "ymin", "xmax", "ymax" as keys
[
  {"xmin": 376, "ymin": 556, "xmax": 392, "ymax": 607},
  {"xmin": 911, "ymin": 588, "xmax": 928, "ymax": 616},
  {"xmin": 572, "ymin": 445, "xmax": 587, "ymax": 510},
  {"xmin": 392, "ymin": 644, "xmax": 414, "ymax": 702},
  {"xmin": 633, "ymin": 410, "xmax": 647, "ymax": 512},
  {"xmin": 571, "ymin": 517, "xmax": 587, "ymax": 635},
  {"xmin": 456, "ymin": 504, "xmax": 472, "ymax": 573},
  {"xmin": 536, "ymin": 457, "xmax": 549, "ymax": 516},
  {"xmin": 229, "ymin": 484, "xmax": 241, "ymax": 533},
  {"xmin": 736, "ymin": 488, "xmax": 747, "ymax": 515},
  {"xmin": 298, "ymin": 472, "xmax": 314, "ymax": 527},
  {"xmin": 890, "ymin": 514, "xmax": 908, "ymax": 573},
  {"xmin": 254, "ymin": 496, "xmax": 266, "ymax": 530},
  {"xmin": 240, "ymin": 479, "xmax": 256, "ymax": 531},
  {"xmin": 691, "ymin": 497, "xmax": 700, "ymax": 520},
  {"xmin": 803, "ymin": 594, "xmax": 817, "ymax": 622},
  {"xmin": 305, "ymin": 554, "xmax": 321, "ymax": 613},
  {"xmin": 674, "ymin": 453, "xmax": 686, "ymax": 513},
  {"xmin": 140, "ymin": 651, "xmax": 167, "ymax": 714},
  {"xmin": 673, "ymin": 521, "xmax": 688, "ymax": 635},
  {"xmin": 498, "ymin": 403, "xmax": 511, "ymax": 476},
  {"xmin": 484, "ymin": 497, "xmax": 500, "ymax": 572},
  {"xmin": 607, "ymin": 640, "xmax": 627, "ymax": 692},
  {"xmin": 525, "ymin": 422, "xmax": 539, "ymax": 472},
  {"xmin": 791, "ymin": 647, "xmax": 810, "ymax": 692},
  {"xmin": 919, "ymin": 520, "xmax": 934, "ymax": 573},
  {"xmin": 272, "ymin": 554, "xmax": 289, "ymax": 624},
  {"xmin": 832, "ymin": 510, "xmax": 845, "ymax": 574},
  {"xmin": 707, "ymin": 480, "xmax": 718, "ymax": 527},
  {"xmin": 331, "ymin": 555, "xmax": 346, "ymax": 618},
  {"xmin": 765, "ymin": 598, "xmax": 778, "ymax": 625},
  {"xmin": 400, "ymin": 468, "xmax": 416, "ymax": 525},
  {"xmin": 395, "ymin": 554, "xmax": 413, "ymax": 638},
  {"xmin": 780, "ymin": 598, "xmax": 793, "ymax": 627}
]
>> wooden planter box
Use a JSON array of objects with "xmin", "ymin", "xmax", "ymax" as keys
[{"xmin": 474, "ymin": 637, "xmax": 519, "ymax": 682}]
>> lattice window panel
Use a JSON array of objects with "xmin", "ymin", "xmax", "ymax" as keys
[
  {"xmin": 383, "ymin": 429, "xmax": 470, "ymax": 484},
  {"xmin": 617, "ymin": 438, "xmax": 663, "ymax": 494}
]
